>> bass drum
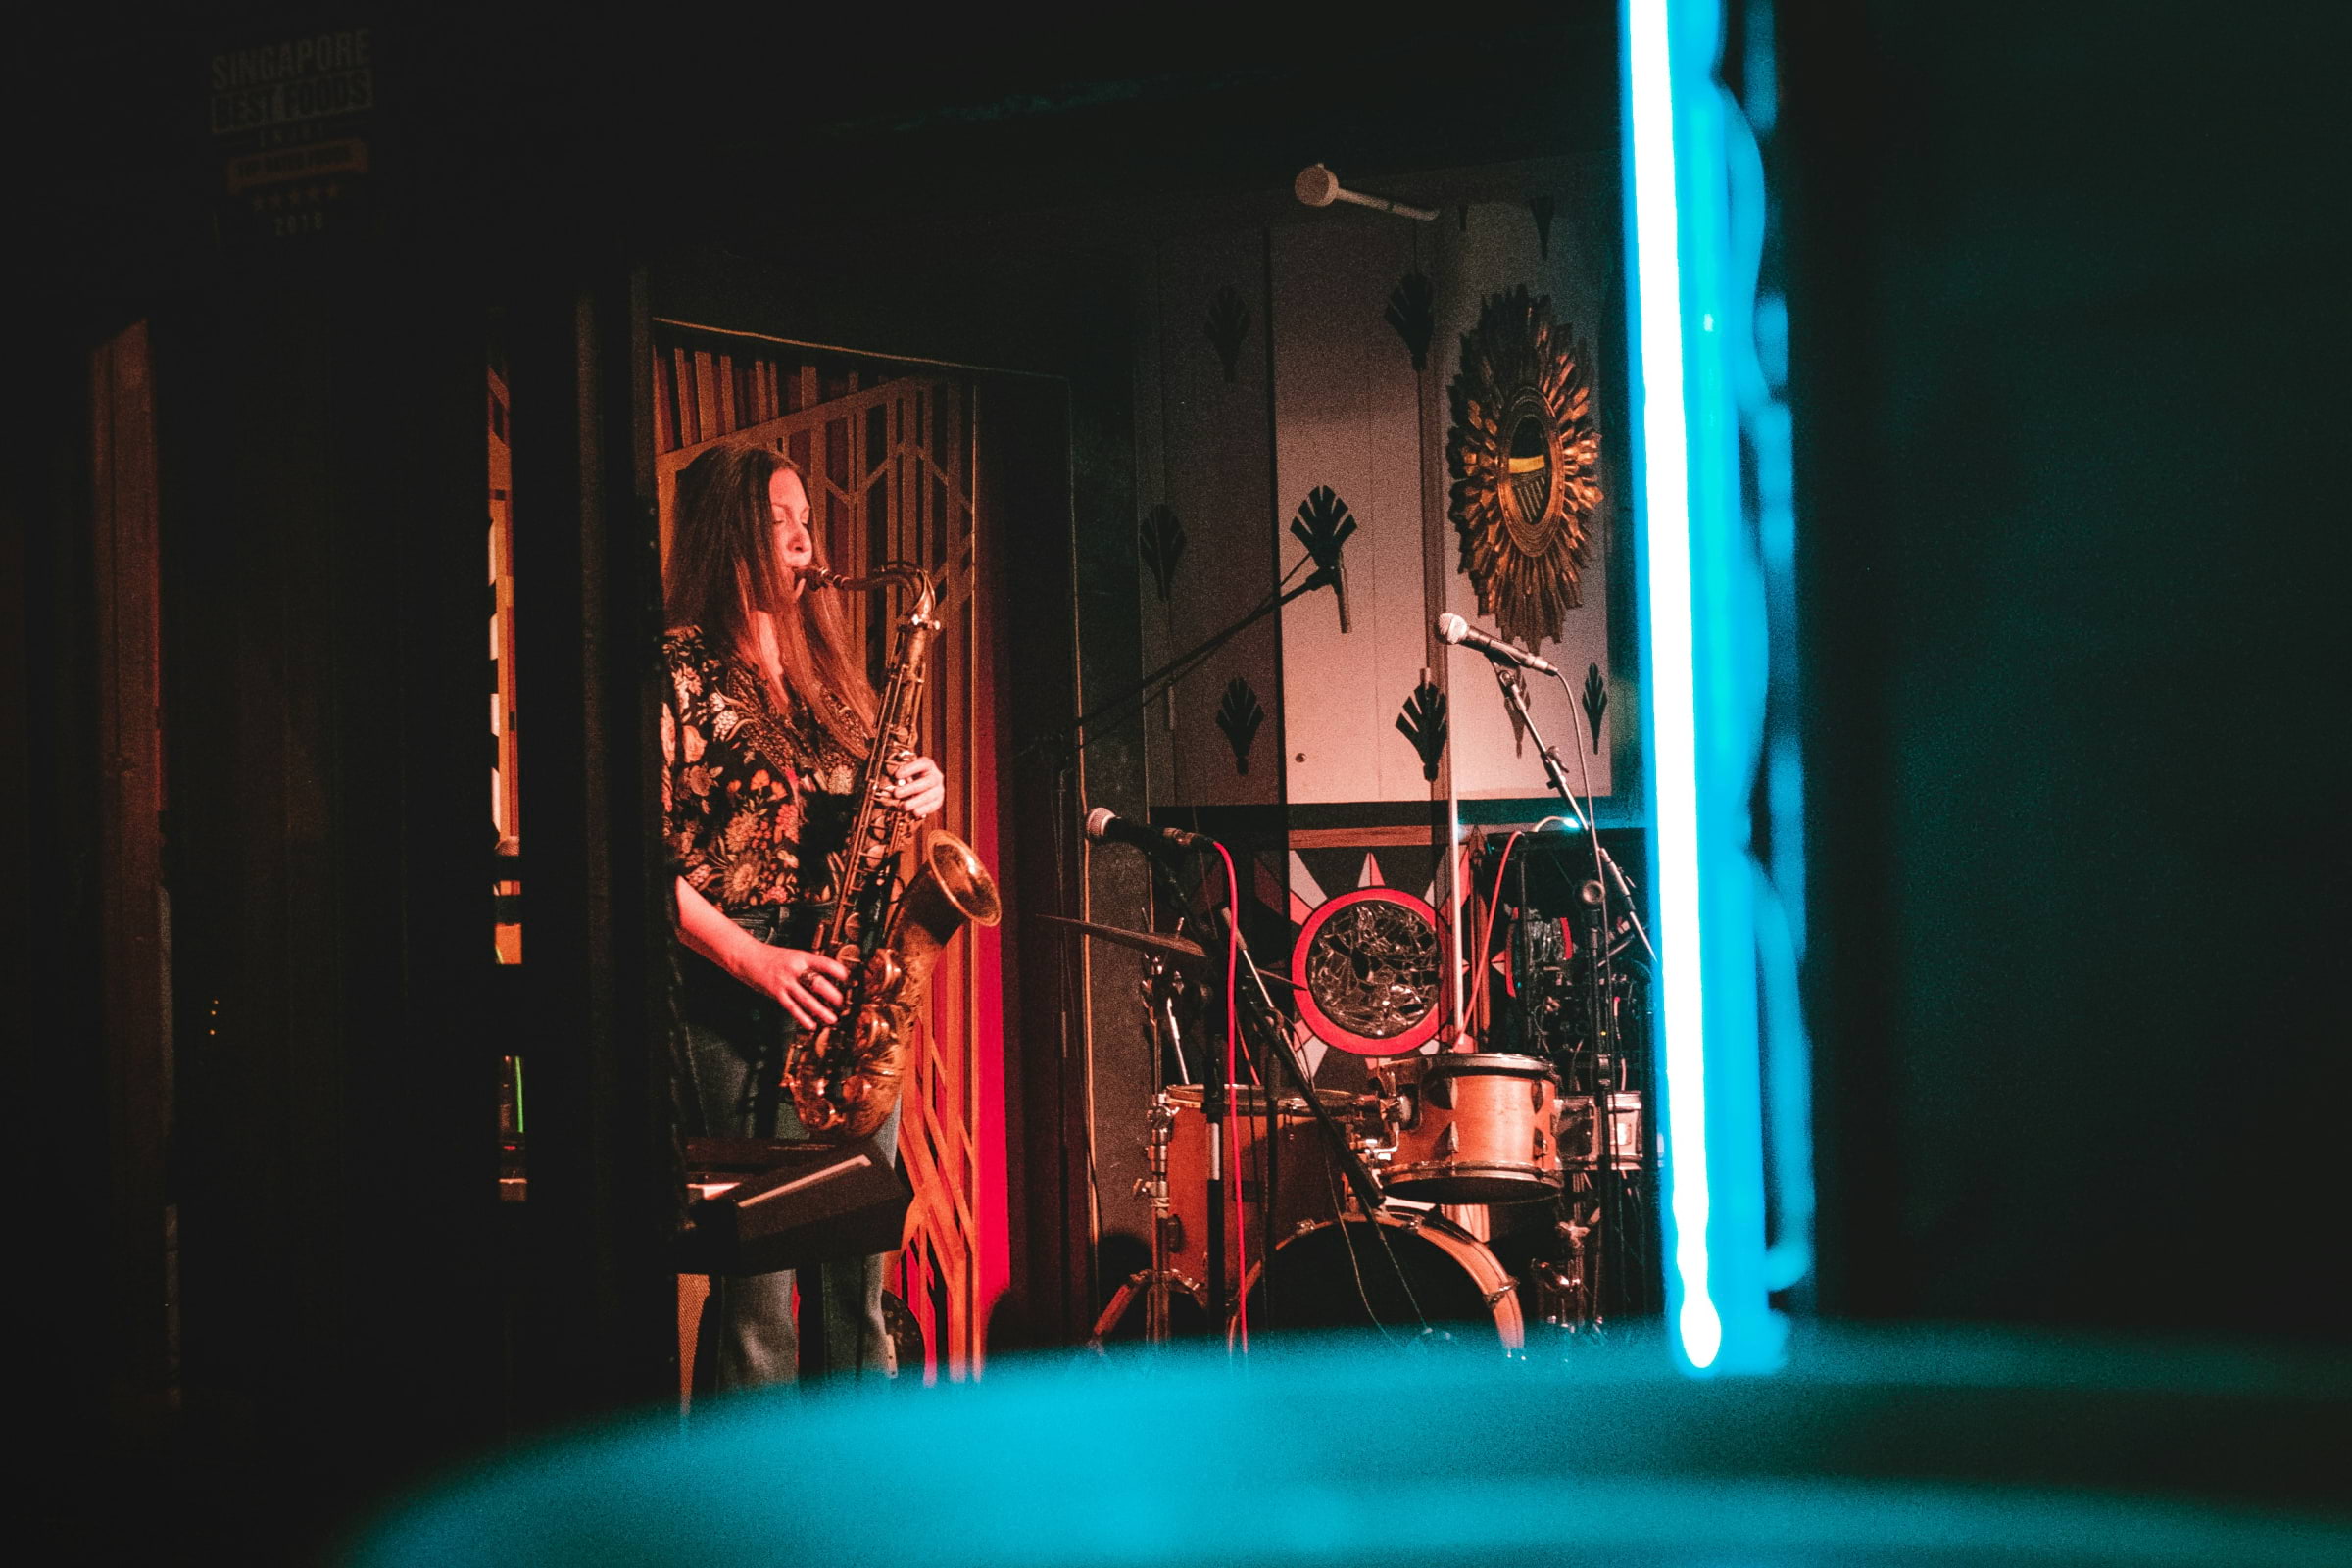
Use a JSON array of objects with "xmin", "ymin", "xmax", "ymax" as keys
[{"xmin": 1234, "ymin": 1210, "xmax": 1522, "ymax": 1349}]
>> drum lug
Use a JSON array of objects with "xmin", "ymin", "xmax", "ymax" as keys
[
  {"xmin": 1530, "ymin": 1080, "xmax": 1544, "ymax": 1113},
  {"xmin": 1439, "ymin": 1123, "xmax": 1460, "ymax": 1156}
]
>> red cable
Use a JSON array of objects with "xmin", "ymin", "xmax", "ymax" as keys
[
  {"xmin": 1476, "ymin": 832, "xmax": 1524, "ymax": 1029},
  {"xmin": 1211, "ymin": 841, "xmax": 1249, "ymax": 1350},
  {"xmin": 1445, "ymin": 841, "xmax": 1478, "ymax": 1050}
]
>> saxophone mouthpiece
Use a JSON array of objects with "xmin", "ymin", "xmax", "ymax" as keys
[{"xmin": 798, "ymin": 562, "xmax": 935, "ymax": 596}]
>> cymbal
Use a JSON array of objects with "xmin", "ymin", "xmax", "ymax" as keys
[{"xmin": 1031, "ymin": 913, "xmax": 1211, "ymax": 972}]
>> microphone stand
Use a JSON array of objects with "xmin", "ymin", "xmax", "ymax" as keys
[
  {"xmin": 1201, "ymin": 895, "xmax": 1390, "ymax": 1275},
  {"xmin": 1021, "ymin": 566, "xmax": 1340, "ymax": 764},
  {"xmin": 1157, "ymin": 849, "xmax": 1386, "ymax": 1346},
  {"xmin": 1482, "ymin": 661, "xmax": 1657, "ymax": 965},
  {"xmin": 1483, "ymin": 660, "xmax": 1654, "ymax": 1331}
]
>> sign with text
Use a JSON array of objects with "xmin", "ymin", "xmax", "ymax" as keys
[{"xmin": 211, "ymin": 27, "xmax": 376, "ymax": 245}]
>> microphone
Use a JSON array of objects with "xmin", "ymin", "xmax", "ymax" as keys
[
  {"xmin": 1290, "ymin": 488, "xmax": 1354, "ymax": 634},
  {"xmin": 1435, "ymin": 613, "xmax": 1559, "ymax": 677},
  {"xmin": 1085, "ymin": 807, "xmax": 1212, "ymax": 854}
]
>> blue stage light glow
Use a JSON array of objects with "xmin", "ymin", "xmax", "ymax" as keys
[
  {"xmin": 351, "ymin": 1334, "xmax": 2352, "ymax": 1567},
  {"xmin": 1623, "ymin": 0, "xmax": 1808, "ymax": 1374}
]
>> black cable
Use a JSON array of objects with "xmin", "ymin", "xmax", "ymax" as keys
[{"xmin": 1323, "ymin": 1164, "xmax": 1403, "ymax": 1346}]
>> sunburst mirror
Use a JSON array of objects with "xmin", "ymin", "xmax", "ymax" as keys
[{"xmin": 1446, "ymin": 285, "xmax": 1601, "ymax": 651}]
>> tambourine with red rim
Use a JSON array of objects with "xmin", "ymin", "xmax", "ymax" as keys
[{"xmin": 1290, "ymin": 887, "xmax": 1446, "ymax": 1056}]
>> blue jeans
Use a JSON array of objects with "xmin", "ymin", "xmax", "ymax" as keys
[{"xmin": 681, "ymin": 908, "xmax": 899, "ymax": 1388}]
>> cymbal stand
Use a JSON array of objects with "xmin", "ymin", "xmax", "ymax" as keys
[
  {"xmin": 1480, "ymin": 662, "xmax": 1656, "ymax": 1333},
  {"xmin": 1140, "ymin": 958, "xmax": 1194, "ymax": 1342},
  {"xmin": 1087, "ymin": 960, "xmax": 1200, "ymax": 1350},
  {"xmin": 1086, "ymin": 1094, "xmax": 1198, "ymax": 1349}
]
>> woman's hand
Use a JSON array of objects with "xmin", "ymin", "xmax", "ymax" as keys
[
  {"xmin": 731, "ymin": 942, "xmax": 852, "ymax": 1031},
  {"xmin": 674, "ymin": 877, "xmax": 850, "ymax": 1030},
  {"xmin": 891, "ymin": 755, "xmax": 947, "ymax": 819}
]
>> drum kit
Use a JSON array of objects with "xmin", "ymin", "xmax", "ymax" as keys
[
  {"xmin": 1054, "ymin": 888, "xmax": 1651, "ymax": 1354},
  {"xmin": 1050, "ymin": 609, "xmax": 1659, "ymax": 1353}
]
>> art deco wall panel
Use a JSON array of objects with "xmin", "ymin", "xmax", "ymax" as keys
[
  {"xmin": 1134, "ymin": 231, "xmax": 1285, "ymax": 809},
  {"xmin": 1271, "ymin": 219, "xmax": 1436, "ymax": 807}
]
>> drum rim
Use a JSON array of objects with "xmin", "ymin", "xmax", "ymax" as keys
[
  {"xmin": 1160, "ymin": 1083, "xmax": 1364, "ymax": 1112},
  {"xmin": 1386, "ymin": 1158, "xmax": 1565, "ymax": 1186},
  {"xmin": 1241, "ymin": 1210, "xmax": 1524, "ymax": 1348},
  {"xmin": 1423, "ymin": 1052, "xmax": 1559, "ymax": 1078}
]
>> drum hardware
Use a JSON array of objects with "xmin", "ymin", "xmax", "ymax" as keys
[
  {"xmin": 1527, "ymin": 1215, "xmax": 1594, "ymax": 1328},
  {"xmin": 1555, "ymin": 1091, "xmax": 1645, "ymax": 1171},
  {"xmin": 1142, "ymin": 956, "xmax": 1195, "ymax": 1085},
  {"xmin": 1089, "ymin": 1088, "xmax": 1213, "ymax": 1349},
  {"xmin": 1086, "ymin": 1265, "xmax": 1209, "ymax": 1349}
]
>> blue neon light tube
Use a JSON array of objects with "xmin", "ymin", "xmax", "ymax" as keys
[{"xmin": 1623, "ymin": 0, "xmax": 1793, "ymax": 1374}]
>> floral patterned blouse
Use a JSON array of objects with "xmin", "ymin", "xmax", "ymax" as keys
[{"xmin": 660, "ymin": 626, "xmax": 867, "ymax": 917}]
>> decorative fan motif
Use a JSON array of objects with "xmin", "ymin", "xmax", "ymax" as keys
[
  {"xmin": 1141, "ymin": 504, "xmax": 1186, "ymax": 602},
  {"xmin": 1396, "ymin": 675, "xmax": 1448, "ymax": 783},
  {"xmin": 1581, "ymin": 662, "xmax": 1609, "ymax": 753},
  {"xmin": 1385, "ymin": 270, "xmax": 1435, "ymax": 371},
  {"xmin": 1446, "ymin": 285, "xmax": 1602, "ymax": 652},
  {"xmin": 1529, "ymin": 194, "xmax": 1557, "ymax": 261},
  {"xmin": 1215, "ymin": 677, "xmax": 1264, "ymax": 775},
  {"xmin": 1289, "ymin": 486, "xmax": 1356, "ymax": 633},
  {"xmin": 1203, "ymin": 285, "xmax": 1251, "ymax": 383}
]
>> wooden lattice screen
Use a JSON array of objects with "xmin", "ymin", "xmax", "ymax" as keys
[
  {"xmin": 488, "ymin": 365, "xmax": 521, "ymax": 964},
  {"xmin": 655, "ymin": 335, "xmax": 999, "ymax": 1382}
]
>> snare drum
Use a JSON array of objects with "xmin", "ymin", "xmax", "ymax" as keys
[
  {"xmin": 1383, "ymin": 1053, "xmax": 1563, "ymax": 1204},
  {"xmin": 1235, "ymin": 1208, "xmax": 1522, "ymax": 1348}
]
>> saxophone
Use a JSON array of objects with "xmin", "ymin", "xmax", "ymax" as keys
[{"xmin": 783, "ymin": 564, "xmax": 1002, "ymax": 1139}]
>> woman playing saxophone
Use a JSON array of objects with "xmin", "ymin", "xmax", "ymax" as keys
[{"xmin": 660, "ymin": 440, "xmax": 943, "ymax": 1387}]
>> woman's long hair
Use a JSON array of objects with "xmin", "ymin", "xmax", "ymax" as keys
[{"xmin": 665, "ymin": 442, "xmax": 877, "ymax": 749}]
